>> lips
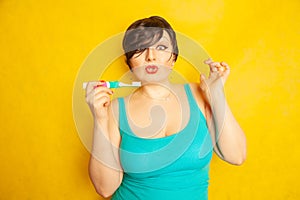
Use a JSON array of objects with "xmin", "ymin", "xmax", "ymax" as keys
[{"xmin": 145, "ymin": 65, "xmax": 158, "ymax": 74}]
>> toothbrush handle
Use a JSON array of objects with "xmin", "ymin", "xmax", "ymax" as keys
[
  {"xmin": 108, "ymin": 81, "xmax": 119, "ymax": 88},
  {"xmin": 83, "ymin": 81, "xmax": 140, "ymax": 89},
  {"xmin": 93, "ymin": 81, "xmax": 118, "ymax": 89},
  {"xmin": 82, "ymin": 81, "xmax": 108, "ymax": 89}
]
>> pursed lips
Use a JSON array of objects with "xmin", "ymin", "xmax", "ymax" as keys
[{"xmin": 145, "ymin": 65, "xmax": 158, "ymax": 74}]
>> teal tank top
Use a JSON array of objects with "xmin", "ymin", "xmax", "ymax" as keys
[{"xmin": 112, "ymin": 84, "xmax": 213, "ymax": 200}]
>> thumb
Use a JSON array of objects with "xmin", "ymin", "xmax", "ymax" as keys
[
  {"xmin": 200, "ymin": 74, "xmax": 206, "ymax": 80},
  {"xmin": 200, "ymin": 74, "xmax": 208, "ymax": 91}
]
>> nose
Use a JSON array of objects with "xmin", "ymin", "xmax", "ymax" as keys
[{"xmin": 145, "ymin": 48, "xmax": 156, "ymax": 62}]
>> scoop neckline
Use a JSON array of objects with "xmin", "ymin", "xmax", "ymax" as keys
[{"xmin": 120, "ymin": 84, "xmax": 196, "ymax": 141}]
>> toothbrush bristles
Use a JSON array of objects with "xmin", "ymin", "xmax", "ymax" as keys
[
  {"xmin": 132, "ymin": 82, "xmax": 141, "ymax": 87},
  {"xmin": 119, "ymin": 81, "xmax": 141, "ymax": 87}
]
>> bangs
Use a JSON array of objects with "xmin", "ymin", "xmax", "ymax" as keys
[
  {"xmin": 122, "ymin": 16, "xmax": 179, "ymax": 69},
  {"xmin": 123, "ymin": 27, "xmax": 164, "ymax": 54}
]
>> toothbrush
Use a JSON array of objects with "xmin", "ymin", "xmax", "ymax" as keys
[{"xmin": 82, "ymin": 81, "xmax": 141, "ymax": 89}]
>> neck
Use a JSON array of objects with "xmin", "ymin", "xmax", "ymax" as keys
[{"xmin": 139, "ymin": 82, "xmax": 173, "ymax": 101}]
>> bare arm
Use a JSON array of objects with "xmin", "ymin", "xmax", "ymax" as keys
[
  {"xmin": 85, "ymin": 82, "xmax": 123, "ymax": 198},
  {"xmin": 200, "ymin": 59, "xmax": 247, "ymax": 165}
]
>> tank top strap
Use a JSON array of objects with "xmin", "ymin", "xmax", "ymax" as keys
[
  {"xmin": 184, "ymin": 84, "xmax": 206, "ymax": 122},
  {"xmin": 117, "ymin": 97, "xmax": 131, "ymax": 136},
  {"xmin": 184, "ymin": 84, "xmax": 198, "ymax": 111}
]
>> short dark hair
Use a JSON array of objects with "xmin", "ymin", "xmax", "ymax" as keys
[{"xmin": 122, "ymin": 16, "xmax": 179, "ymax": 69}]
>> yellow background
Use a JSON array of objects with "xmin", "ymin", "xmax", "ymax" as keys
[{"xmin": 0, "ymin": 0, "xmax": 299, "ymax": 199}]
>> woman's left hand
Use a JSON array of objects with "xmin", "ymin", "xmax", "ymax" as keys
[
  {"xmin": 200, "ymin": 59, "xmax": 246, "ymax": 165},
  {"xmin": 200, "ymin": 58, "xmax": 230, "ymax": 104}
]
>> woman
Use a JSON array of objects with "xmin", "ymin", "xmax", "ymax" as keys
[{"xmin": 85, "ymin": 16, "xmax": 246, "ymax": 200}]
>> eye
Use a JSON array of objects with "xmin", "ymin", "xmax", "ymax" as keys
[
  {"xmin": 156, "ymin": 45, "xmax": 168, "ymax": 51},
  {"xmin": 133, "ymin": 48, "xmax": 146, "ymax": 58}
]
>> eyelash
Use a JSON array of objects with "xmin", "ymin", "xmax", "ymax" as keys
[
  {"xmin": 156, "ymin": 45, "xmax": 168, "ymax": 51},
  {"xmin": 132, "ymin": 45, "xmax": 169, "ymax": 58}
]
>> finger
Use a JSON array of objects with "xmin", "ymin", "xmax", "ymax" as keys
[
  {"xmin": 205, "ymin": 59, "xmax": 228, "ymax": 78},
  {"xmin": 222, "ymin": 64, "xmax": 230, "ymax": 77},
  {"xmin": 220, "ymin": 61, "xmax": 228, "ymax": 67},
  {"xmin": 212, "ymin": 62, "xmax": 223, "ymax": 69},
  {"xmin": 86, "ymin": 86, "xmax": 113, "ymax": 104},
  {"xmin": 207, "ymin": 61, "xmax": 220, "ymax": 71},
  {"xmin": 204, "ymin": 58, "xmax": 213, "ymax": 64},
  {"xmin": 94, "ymin": 95, "xmax": 111, "ymax": 108},
  {"xmin": 212, "ymin": 62, "xmax": 228, "ymax": 74},
  {"xmin": 94, "ymin": 91, "xmax": 113, "ymax": 101},
  {"xmin": 93, "ymin": 80, "xmax": 108, "ymax": 89},
  {"xmin": 93, "ymin": 88, "xmax": 114, "ymax": 103},
  {"xmin": 211, "ymin": 65, "xmax": 218, "ymax": 72},
  {"xmin": 208, "ymin": 63, "xmax": 219, "ymax": 79},
  {"xmin": 93, "ymin": 86, "xmax": 114, "ymax": 95},
  {"xmin": 92, "ymin": 90, "xmax": 112, "ymax": 108},
  {"xmin": 85, "ymin": 81, "xmax": 102, "ymax": 96},
  {"xmin": 218, "ymin": 61, "xmax": 229, "ymax": 73},
  {"xmin": 221, "ymin": 61, "xmax": 230, "ymax": 71},
  {"xmin": 204, "ymin": 58, "xmax": 219, "ymax": 73},
  {"xmin": 219, "ymin": 61, "xmax": 227, "ymax": 71}
]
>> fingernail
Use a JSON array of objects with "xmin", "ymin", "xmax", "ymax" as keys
[{"xmin": 93, "ymin": 85, "xmax": 100, "ymax": 89}]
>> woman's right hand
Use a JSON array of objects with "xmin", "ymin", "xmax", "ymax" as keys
[{"xmin": 85, "ymin": 81, "xmax": 114, "ymax": 121}]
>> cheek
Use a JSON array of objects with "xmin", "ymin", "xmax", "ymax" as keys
[
  {"xmin": 163, "ymin": 55, "xmax": 175, "ymax": 66},
  {"xmin": 129, "ymin": 57, "xmax": 143, "ymax": 68}
]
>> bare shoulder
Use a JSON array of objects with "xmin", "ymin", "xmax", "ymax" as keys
[{"xmin": 187, "ymin": 83, "xmax": 208, "ymax": 119}]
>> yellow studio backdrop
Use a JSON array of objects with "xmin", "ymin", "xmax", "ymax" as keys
[{"xmin": 0, "ymin": 0, "xmax": 299, "ymax": 199}]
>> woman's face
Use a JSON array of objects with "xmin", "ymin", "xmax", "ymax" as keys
[{"xmin": 129, "ymin": 31, "xmax": 175, "ymax": 83}]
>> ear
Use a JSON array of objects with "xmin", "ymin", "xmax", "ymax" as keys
[
  {"xmin": 171, "ymin": 54, "xmax": 176, "ymax": 66},
  {"xmin": 171, "ymin": 60, "xmax": 175, "ymax": 66}
]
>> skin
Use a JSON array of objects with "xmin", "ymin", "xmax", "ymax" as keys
[{"xmin": 85, "ymin": 30, "xmax": 247, "ymax": 198}]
